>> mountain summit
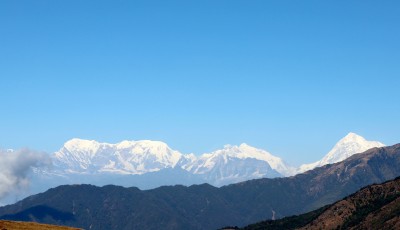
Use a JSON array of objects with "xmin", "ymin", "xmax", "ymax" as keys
[
  {"xmin": 185, "ymin": 144, "xmax": 293, "ymax": 175},
  {"xmin": 182, "ymin": 144, "xmax": 293, "ymax": 185},
  {"xmin": 53, "ymin": 139, "xmax": 183, "ymax": 174},
  {"xmin": 298, "ymin": 132, "xmax": 385, "ymax": 173}
]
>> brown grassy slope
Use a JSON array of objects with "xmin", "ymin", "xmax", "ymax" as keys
[
  {"xmin": 299, "ymin": 177, "xmax": 400, "ymax": 230},
  {"xmin": 0, "ymin": 220, "xmax": 82, "ymax": 230},
  {"xmin": 354, "ymin": 196, "xmax": 400, "ymax": 230}
]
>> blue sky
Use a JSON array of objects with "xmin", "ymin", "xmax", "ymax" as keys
[{"xmin": 1, "ymin": 0, "xmax": 399, "ymax": 165}]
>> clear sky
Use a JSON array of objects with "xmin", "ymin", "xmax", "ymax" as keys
[{"xmin": 0, "ymin": 0, "xmax": 399, "ymax": 165}]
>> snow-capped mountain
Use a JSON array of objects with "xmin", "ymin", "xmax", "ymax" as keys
[
  {"xmin": 183, "ymin": 144, "xmax": 288, "ymax": 185},
  {"xmin": 53, "ymin": 138, "xmax": 183, "ymax": 174},
  {"xmin": 185, "ymin": 144, "xmax": 294, "ymax": 177},
  {"xmin": 46, "ymin": 139, "xmax": 294, "ymax": 187},
  {"xmin": 38, "ymin": 133, "xmax": 385, "ymax": 189},
  {"xmin": 298, "ymin": 132, "xmax": 385, "ymax": 173}
]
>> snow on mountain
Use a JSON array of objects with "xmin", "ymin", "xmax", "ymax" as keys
[
  {"xmin": 50, "ymin": 139, "xmax": 292, "ymax": 186},
  {"xmin": 43, "ymin": 133, "xmax": 385, "ymax": 187},
  {"xmin": 298, "ymin": 132, "xmax": 385, "ymax": 173},
  {"xmin": 175, "ymin": 153, "xmax": 197, "ymax": 168},
  {"xmin": 192, "ymin": 156, "xmax": 280, "ymax": 186},
  {"xmin": 185, "ymin": 143, "xmax": 294, "ymax": 178},
  {"xmin": 53, "ymin": 138, "xmax": 183, "ymax": 174}
]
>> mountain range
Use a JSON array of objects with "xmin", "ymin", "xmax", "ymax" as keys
[
  {"xmin": 32, "ymin": 132, "xmax": 384, "ymax": 190},
  {"xmin": 49, "ymin": 139, "xmax": 291, "ymax": 182},
  {"xmin": 1, "ymin": 143, "xmax": 399, "ymax": 230}
]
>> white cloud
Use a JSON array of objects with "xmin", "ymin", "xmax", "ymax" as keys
[{"xmin": 0, "ymin": 148, "xmax": 51, "ymax": 200}]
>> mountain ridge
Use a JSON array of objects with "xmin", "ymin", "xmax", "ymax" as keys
[{"xmin": 298, "ymin": 132, "xmax": 385, "ymax": 173}]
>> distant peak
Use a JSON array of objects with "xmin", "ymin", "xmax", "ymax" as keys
[
  {"xmin": 115, "ymin": 140, "xmax": 168, "ymax": 148},
  {"xmin": 340, "ymin": 132, "xmax": 365, "ymax": 142},
  {"xmin": 222, "ymin": 143, "xmax": 254, "ymax": 150},
  {"xmin": 346, "ymin": 132, "xmax": 358, "ymax": 137},
  {"xmin": 223, "ymin": 144, "xmax": 233, "ymax": 149},
  {"xmin": 64, "ymin": 139, "xmax": 170, "ymax": 147},
  {"xmin": 63, "ymin": 138, "xmax": 101, "ymax": 153},
  {"xmin": 338, "ymin": 132, "xmax": 384, "ymax": 146},
  {"xmin": 64, "ymin": 138, "xmax": 99, "ymax": 146},
  {"xmin": 307, "ymin": 132, "xmax": 385, "ymax": 170},
  {"xmin": 344, "ymin": 132, "xmax": 363, "ymax": 138}
]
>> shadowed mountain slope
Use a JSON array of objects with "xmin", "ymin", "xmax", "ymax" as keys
[{"xmin": 239, "ymin": 176, "xmax": 400, "ymax": 230}]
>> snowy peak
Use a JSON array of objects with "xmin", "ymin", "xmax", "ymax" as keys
[
  {"xmin": 54, "ymin": 138, "xmax": 183, "ymax": 174},
  {"xmin": 181, "ymin": 143, "xmax": 284, "ymax": 186},
  {"xmin": 319, "ymin": 132, "xmax": 385, "ymax": 165},
  {"xmin": 335, "ymin": 132, "xmax": 379, "ymax": 146},
  {"xmin": 63, "ymin": 138, "xmax": 101, "ymax": 158},
  {"xmin": 298, "ymin": 132, "xmax": 385, "ymax": 173},
  {"xmin": 214, "ymin": 143, "xmax": 279, "ymax": 162},
  {"xmin": 116, "ymin": 140, "xmax": 169, "ymax": 152},
  {"xmin": 114, "ymin": 140, "xmax": 182, "ymax": 166},
  {"xmin": 339, "ymin": 132, "xmax": 366, "ymax": 143},
  {"xmin": 185, "ymin": 143, "xmax": 294, "ymax": 177}
]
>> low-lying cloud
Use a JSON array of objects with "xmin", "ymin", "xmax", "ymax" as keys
[{"xmin": 0, "ymin": 148, "xmax": 51, "ymax": 200}]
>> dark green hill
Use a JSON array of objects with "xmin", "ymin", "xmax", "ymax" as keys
[{"xmin": 0, "ymin": 144, "xmax": 399, "ymax": 230}]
